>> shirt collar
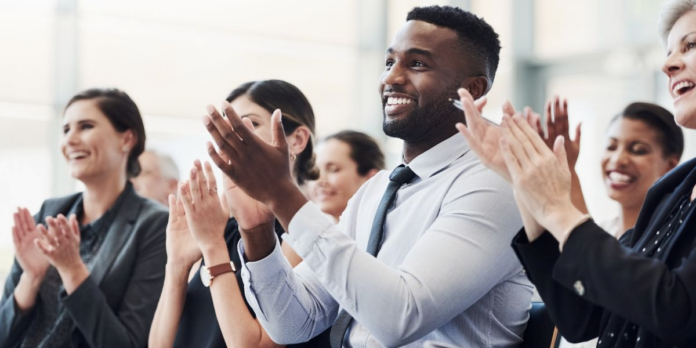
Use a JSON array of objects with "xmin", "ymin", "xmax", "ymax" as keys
[{"xmin": 405, "ymin": 133, "xmax": 470, "ymax": 180}]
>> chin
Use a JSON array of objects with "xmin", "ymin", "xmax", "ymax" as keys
[{"xmin": 674, "ymin": 110, "xmax": 696, "ymax": 129}]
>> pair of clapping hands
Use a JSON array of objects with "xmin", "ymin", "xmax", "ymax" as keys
[
  {"xmin": 456, "ymin": 88, "xmax": 585, "ymax": 243},
  {"xmin": 12, "ymin": 208, "xmax": 83, "ymax": 282}
]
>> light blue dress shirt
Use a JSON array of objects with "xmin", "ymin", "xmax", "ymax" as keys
[{"xmin": 239, "ymin": 134, "xmax": 533, "ymax": 347}]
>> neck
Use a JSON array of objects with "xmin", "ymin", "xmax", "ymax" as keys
[
  {"xmin": 402, "ymin": 127, "xmax": 457, "ymax": 163},
  {"xmin": 617, "ymin": 204, "xmax": 641, "ymax": 239},
  {"xmin": 81, "ymin": 173, "xmax": 128, "ymax": 225}
]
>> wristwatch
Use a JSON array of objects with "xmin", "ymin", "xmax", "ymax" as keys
[{"xmin": 200, "ymin": 261, "xmax": 236, "ymax": 287}]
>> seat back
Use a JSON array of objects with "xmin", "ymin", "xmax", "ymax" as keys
[{"xmin": 520, "ymin": 302, "xmax": 561, "ymax": 348}]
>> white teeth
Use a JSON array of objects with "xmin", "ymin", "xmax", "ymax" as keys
[
  {"xmin": 609, "ymin": 172, "xmax": 633, "ymax": 184},
  {"xmin": 673, "ymin": 81, "xmax": 695, "ymax": 96},
  {"xmin": 387, "ymin": 97, "xmax": 413, "ymax": 105},
  {"xmin": 68, "ymin": 151, "xmax": 88, "ymax": 160}
]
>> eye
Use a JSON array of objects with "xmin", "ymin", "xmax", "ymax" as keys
[
  {"xmin": 385, "ymin": 59, "xmax": 394, "ymax": 69},
  {"xmin": 630, "ymin": 144, "xmax": 649, "ymax": 155},
  {"xmin": 687, "ymin": 42, "xmax": 696, "ymax": 51},
  {"xmin": 412, "ymin": 61, "xmax": 426, "ymax": 68},
  {"xmin": 80, "ymin": 123, "xmax": 94, "ymax": 130},
  {"xmin": 62, "ymin": 126, "xmax": 70, "ymax": 134},
  {"xmin": 251, "ymin": 122, "xmax": 260, "ymax": 128},
  {"xmin": 605, "ymin": 143, "xmax": 617, "ymax": 151}
]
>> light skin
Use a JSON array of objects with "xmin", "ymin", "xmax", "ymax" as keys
[
  {"xmin": 203, "ymin": 20, "xmax": 490, "ymax": 263},
  {"xmin": 601, "ymin": 118, "xmax": 678, "ymax": 235},
  {"xmin": 13, "ymin": 99, "xmax": 135, "ymax": 312},
  {"xmin": 312, "ymin": 139, "xmax": 378, "ymax": 221},
  {"xmin": 457, "ymin": 9, "xmax": 696, "ymax": 246},
  {"xmin": 131, "ymin": 151, "xmax": 178, "ymax": 206},
  {"xmin": 149, "ymin": 96, "xmax": 310, "ymax": 348}
]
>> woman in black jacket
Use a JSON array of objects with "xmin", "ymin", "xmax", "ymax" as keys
[
  {"xmin": 453, "ymin": 1, "xmax": 696, "ymax": 345},
  {"xmin": 1, "ymin": 88, "xmax": 168, "ymax": 348}
]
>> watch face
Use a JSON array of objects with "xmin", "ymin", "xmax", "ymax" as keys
[{"xmin": 200, "ymin": 266, "xmax": 212, "ymax": 287}]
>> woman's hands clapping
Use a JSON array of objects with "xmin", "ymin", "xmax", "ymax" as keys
[
  {"xmin": 12, "ymin": 207, "xmax": 49, "ymax": 279},
  {"xmin": 165, "ymin": 193, "xmax": 202, "ymax": 267}
]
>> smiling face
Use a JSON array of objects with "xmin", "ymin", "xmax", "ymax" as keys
[
  {"xmin": 663, "ymin": 10, "xmax": 696, "ymax": 129},
  {"xmin": 601, "ymin": 117, "xmax": 677, "ymax": 209},
  {"xmin": 312, "ymin": 139, "xmax": 375, "ymax": 220},
  {"xmin": 380, "ymin": 20, "xmax": 479, "ymax": 142},
  {"xmin": 230, "ymin": 94, "xmax": 274, "ymax": 143},
  {"xmin": 61, "ymin": 99, "xmax": 133, "ymax": 183}
]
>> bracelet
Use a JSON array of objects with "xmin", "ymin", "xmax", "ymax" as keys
[{"xmin": 559, "ymin": 214, "xmax": 592, "ymax": 252}]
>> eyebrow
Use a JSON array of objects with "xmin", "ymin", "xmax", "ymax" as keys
[
  {"xmin": 669, "ymin": 31, "xmax": 696, "ymax": 54},
  {"xmin": 240, "ymin": 113, "xmax": 262, "ymax": 119},
  {"xmin": 63, "ymin": 119, "xmax": 96, "ymax": 127},
  {"xmin": 385, "ymin": 47, "xmax": 434, "ymax": 59}
]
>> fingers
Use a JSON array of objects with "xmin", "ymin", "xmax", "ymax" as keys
[
  {"xmin": 168, "ymin": 194, "xmax": 177, "ymax": 218},
  {"xmin": 499, "ymin": 135, "xmax": 522, "ymax": 180},
  {"xmin": 34, "ymin": 235, "xmax": 52, "ymax": 255},
  {"xmin": 474, "ymin": 96, "xmax": 488, "ymax": 113},
  {"xmin": 574, "ymin": 122, "xmax": 582, "ymax": 145},
  {"xmin": 13, "ymin": 211, "xmax": 22, "ymax": 238},
  {"xmin": 69, "ymin": 214, "xmax": 79, "ymax": 236},
  {"xmin": 242, "ymin": 117, "xmax": 255, "ymax": 133},
  {"xmin": 12, "ymin": 226, "xmax": 19, "ymax": 246},
  {"xmin": 457, "ymin": 88, "xmax": 482, "ymax": 132},
  {"xmin": 179, "ymin": 181, "xmax": 194, "ymax": 214},
  {"xmin": 194, "ymin": 160, "xmax": 206, "ymax": 199},
  {"xmin": 189, "ymin": 166, "xmax": 202, "ymax": 204},
  {"xmin": 203, "ymin": 105, "xmax": 241, "ymax": 162},
  {"xmin": 271, "ymin": 109, "xmax": 288, "ymax": 149},
  {"xmin": 36, "ymin": 224, "xmax": 55, "ymax": 252},
  {"xmin": 222, "ymin": 101, "xmax": 254, "ymax": 142},
  {"xmin": 502, "ymin": 100, "xmax": 516, "ymax": 116},
  {"xmin": 501, "ymin": 116, "xmax": 533, "ymax": 167},
  {"xmin": 207, "ymin": 141, "xmax": 233, "ymax": 175},
  {"xmin": 203, "ymin": 161, "xmax": 218, "ymax": 196},
  {"xmin": 554, "ymin": 136, "xmax": 570, "ymax": 171},
  {"xmin": 43, "ymin": 217, "xmax": 60, "ymax": 245}
]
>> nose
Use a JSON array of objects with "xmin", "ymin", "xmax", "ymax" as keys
[
  {"xmin": 62, "ymin": 128, "xmax": 79, "ymax": 147},
  {"xmin": 610, "ymin": 148, "xmax": 631, "ymax": 167},
  {"xmin": 662, "ymin": 50, "xmax": 684, "ymax": 75},
  {"xmin": 381, "ymin": 63, "xmax": 406, "ymax": 87},
  {"xmin": 317, "ymin": 169, "xmax": 328, "ymax": 187}
]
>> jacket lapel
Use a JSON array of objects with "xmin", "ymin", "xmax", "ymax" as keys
[{"xmin": 88, "ymin": 186, "xmax": 142, "ymax": 285}]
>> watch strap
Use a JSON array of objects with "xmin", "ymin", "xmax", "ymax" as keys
[{"xmin": 208, "ymin": 261, "xmax": 236, "ymax": 277}]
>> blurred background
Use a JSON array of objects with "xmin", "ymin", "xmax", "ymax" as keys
[{"xmin": 0, "ymin": 0, "xmax": 692, "ymax": 280}]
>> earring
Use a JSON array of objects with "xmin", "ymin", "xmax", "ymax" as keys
[{"xmin": 291, "ymin": 153, "xmax": 297, "ymax": 161}]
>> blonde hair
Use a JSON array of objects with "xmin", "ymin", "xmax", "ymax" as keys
[{"xmin": 659, "ymin": 0, "xmax": 696, "ymax": 45}]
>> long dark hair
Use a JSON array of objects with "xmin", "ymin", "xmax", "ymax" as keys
[
  {"xmin": 226, "ymin": 80, "xmax": 319, "ymax": 185},
  {"xmin": 65, "ymin": 88, "xmax": 146, "ymax": 178}
]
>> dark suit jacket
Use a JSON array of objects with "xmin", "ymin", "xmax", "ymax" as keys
[
  {"xmin": 512, "ymin": 157, "xmax": 696, "ymax": 347},
  {"xmin": 0, "ymin": 184, "xmax": 168, "ymax": 348}
]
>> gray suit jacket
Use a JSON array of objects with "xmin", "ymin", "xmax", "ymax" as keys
[{"xmin": 0, "ymin": 184, "xmax": 168, "ymax": 348}]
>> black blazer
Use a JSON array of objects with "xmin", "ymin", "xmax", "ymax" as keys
[
  {"xmin": 0, "ymin": 184, "xmax": 168, "ymax": 348},
  {"xmin": 512, "ymin": 157, "xmax": 696, "ymax": 347}
]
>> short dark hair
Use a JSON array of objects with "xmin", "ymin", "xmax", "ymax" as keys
[
  {"xmin": 407, "ymin": 6, "xmax": 501, "ymax": 84},
  {"xmin": 226, "ymin": 80, "xmax": 319, "ymax": 186},
  {"xmin": 65, "ymin": 88, "xmax": 146, "ymax": 178},
  {"xmin": 324, "ymin": 131, "xmax": 386, "ymax": 176},
  {"xmin": 610, "ymin": 102, "xmax": 684, "ymax": 159}
]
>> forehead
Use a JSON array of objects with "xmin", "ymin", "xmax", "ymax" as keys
[
  {"xmin": 607, "ymin": 117, "xmax": 660, "ymax": 142},
  {"xmin": 667, "ymin": 10, "xmax": 696, "ymax": 48},
  {"xmin": 230, "ymin": 94, "xmax": 272, "ymax": 118},
  {"xmin": 316, "ymin": 139, "xmax": 352, "ymax": 163},
  {"xmin": 389, "ymin": 20, "xmax": 460, "ymax": 56},
  {"xmin": 63, "ymin": 99, "xmax": 107, "ymax": 124}
]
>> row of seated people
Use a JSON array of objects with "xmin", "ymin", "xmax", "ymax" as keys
[{"xmin": 2, "ymin": 2, "xmax": 696, "ymax": 347}]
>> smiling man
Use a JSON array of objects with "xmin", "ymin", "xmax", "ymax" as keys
[{"xmin": 203, "ymin": 6, "xmax": 532, "ymax": 348}]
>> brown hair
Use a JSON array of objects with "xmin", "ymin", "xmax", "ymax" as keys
[
  {"xmin": 226, "ymin": 80, "xmax": 319, "ymax": 185},
  {"xmin": 65, "ymin": 88, "xmax": 146, "ymax": 178},
  {"xmin": 324, "ymin": 131, "xmax": 385, "ymax": 176}
]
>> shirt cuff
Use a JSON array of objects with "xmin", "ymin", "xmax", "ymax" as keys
[
  {"xmin": 282, "ymin": 202, "xmax": 335, "ymax": 258},
  {"xmin": 237, "ymin": 234, "xmax": 288, "ymax": 284}
]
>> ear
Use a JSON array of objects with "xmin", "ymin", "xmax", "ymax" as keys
[
  {"xmin": 462, "ymin": 76, "xmax": 489, "ymax": 100},
  {"xmin": 665, "ymin": 156, "xmax": 680, "ymax": 173},
  {"xmin": 287, "ymin": 126, "xmax": 311, "ymax": 157},
  {"xmin": 167, "ymin": 178, "xmax": 179, "ymax": 195},
  {"xmin": 120, "ymin": 129, "xmax": 137, "ymax": 153}
]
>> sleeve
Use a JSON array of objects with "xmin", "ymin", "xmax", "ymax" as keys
[
  {"xmin": 511, "ymin": 229, "xmax": 604, "ymax": 343},
  {"xmin": 553, "ymin": 220, "xmax": 696, "ymax": 341},
  {"xmin": 61, "ymin": 210, "xmax": 168, "ymax": 348},
  {"xmin": 243, "ymin": 171, "xmax": 526, "ymax": 347},
  {"xmin": 0, "ymin": 261, "xmax": 34, "ymax": 348}
]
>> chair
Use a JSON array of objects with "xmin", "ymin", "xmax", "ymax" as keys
[{"xmin": 520, "ymin": 302, "xmax": 561, "ymax": 348}]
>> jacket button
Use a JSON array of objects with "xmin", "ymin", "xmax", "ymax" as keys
[{"xmin": 574, "ymin": 280, "xmax": 585, "ymax": 296}]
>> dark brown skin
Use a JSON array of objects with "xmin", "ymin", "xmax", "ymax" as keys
[{"xmin": 204, "ymin": 20, "xmax": 489, "ymax": 261}]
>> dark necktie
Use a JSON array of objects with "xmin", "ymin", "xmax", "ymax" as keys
[{"xmin": 329, "ymin": 165, "xmax": 416, "ymax": 348}]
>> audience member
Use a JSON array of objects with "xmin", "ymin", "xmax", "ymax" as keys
[
  {"xmin": 1, "ymin": 88, "xmax": 168, "ymax": 348},
  {"xmin": 132, "ymin": 149, "xmax": 180, "ymax": 206},
  {"xmin": 149, "ymin": 79, "xmax": 328, "ymax": 348},
  {"xmin": 456, "ymin": 0, "xmax": 696, "ymax": 345},
  {"xmin": 203, "ymin": 6, "xmax": 532, "ymax": 347},
  {"xmin": 311, "ymin": 130, "xmax": 385, "ymax": 222}
]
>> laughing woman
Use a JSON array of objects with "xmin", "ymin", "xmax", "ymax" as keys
[
  {"xmin": 456, "ymin": 1, "xmax": 696, "ymax": 345},
  {"xmin": 1, "ymin": 88, "xmax": 168, "ymax": 348}
]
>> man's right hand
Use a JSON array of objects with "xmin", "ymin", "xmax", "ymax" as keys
[{"xmin": 12, "ymin": 207, "xmax": 49, "ymax": 279}]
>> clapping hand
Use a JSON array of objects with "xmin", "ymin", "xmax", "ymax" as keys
[
  {"xmin": 12, "ymin": 207, "xmax": 49, "ymax": 279},
  {"xmin": 165, "ymin": 193, "xmax": 202, "ymax": 267},
  {"xmin": 540, "ymin": 97, "xmax": 581, "ymax": 169},
  {"xmin": 179, "ymin": 160, "xmax": 229, "ymax": 254}
]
